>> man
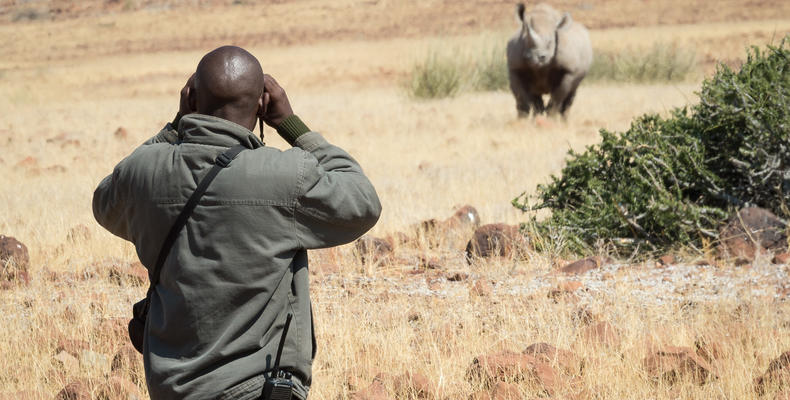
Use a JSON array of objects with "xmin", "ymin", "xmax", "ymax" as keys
[{"xmin": 93, "ymin": 46, "xmax": 381, "ymax": 399}]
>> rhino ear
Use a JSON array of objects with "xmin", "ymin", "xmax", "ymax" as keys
[
  {"xmin": 557, "ymin": 12, "xmax": 572, "ymax": 30},
  {"xmin": 516, "ymin": 3, "xmax": 526, "ymax": 23}
]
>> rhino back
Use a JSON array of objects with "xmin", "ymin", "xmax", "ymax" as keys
[{"xmin": 554, "ymin": 21, "xmax": 593, "ymax": 76}]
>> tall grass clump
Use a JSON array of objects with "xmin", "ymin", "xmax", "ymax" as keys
[
  {"xmin": 515, "ymin": 38, "xmax": 790, "ymax": 256},
  {"xmin": 407, "ymin": 39, "xmax": 509, "ymax": 99},
  {"xmin": 588, "ymin": 42, "xmax": 697, "ymax": 83},
  {"xmin": 408, "ymin": 50, "xmax": 464, "ymax": 99}
]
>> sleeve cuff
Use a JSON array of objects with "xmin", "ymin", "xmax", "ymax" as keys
[{"xmin": 276, "ymin": 115, "xmax": 311, "ymax": 145}]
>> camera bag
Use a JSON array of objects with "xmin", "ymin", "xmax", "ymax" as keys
[{"xmin": 129, "ymin": 144, "xmax": 247, "ymax": 354}]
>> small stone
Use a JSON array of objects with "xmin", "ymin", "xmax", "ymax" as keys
[
  {"xmin": 114, "ymin": 127, "xmax": 129, "ymax": 139},
  {"xmin": 643, "ymin": 346, "xmax": 716, "ymax": 385},
  {"xmin": 471, "ymin": 279, "xmax": 493, "ymax": 297},
  {"xmin": 558, "ymin": 257, "xmax": 601, "ymax": 275},
  {"xmin": 111, "ymin": 344, "xmax": 144, "ymax": 384},
  {"xmin": 54, "ymin": 380, "xmax": 90, "ymax": 400},
  {"xmin": 53, "ymin": 351, "xmax": 79, "ymax": 372},
  {"xmin": 392, "ymin": 372, "xmax": 436, "ymax": 399}
]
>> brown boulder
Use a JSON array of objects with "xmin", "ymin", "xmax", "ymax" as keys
[
  {"xmin": 558, "ymin": 257, "xmax": 603, "ymax": 275},
  {"xmin": 95, "ymin": 376, "xmax": 143, "ymax": 400},
  {"xmin": 642, "ymin": 346, "xmax": 716, "ymax": 385},
  {"xmin": 55, "ymin": 338, "xmax": 90, "ymax": 358},
  {"xmin": 755, "ymin": 351, "xmax": 790, "ymax": 395},
  {"xmin": 354, "ymin": 236, "xmax": 393, "ymax": 265},
  {"xmin": 466, "ymin": 351, "xmax": 558, "ymax": 395},
  {"xmin": 0, "ymin": 235, "xmax": 30, "ymax": 285},
  {"xmin": 108, "ymin": 262, "xmax": 148, "ymax": 286},
  {"xmin": 523, "ymin": 342, "xmax": 583, "ymax": 375},
  {"xmin": 465, "ymin": 224, "xmax": 527, "ymax": 263},
  {"xmin": 54, "ymin": 380, "xmax": 91, "ymax": 400},
  {"xmin": 719, "ymin": 207, "xmax": 787, "ymax": 261},
  {"xmin": 392, "ymin": 372, "xmax": 436, "ymax": 399}
]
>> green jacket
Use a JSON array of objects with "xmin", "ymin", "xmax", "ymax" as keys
[{"xmin": 93, "ymin": 114, "xmax": 381, "ymax": 399}]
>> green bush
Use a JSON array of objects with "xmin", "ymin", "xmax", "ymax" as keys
[
  {"xmin": 514, "ymin": 38, "xmax": 790, "ymax": 256},
  {"xmin": 472, "ymin": 46, "xmax": 509, "ymax": 92},
  {"xmin": 587, "ymin": 43, "xmax": 697, "ymax": 83}
]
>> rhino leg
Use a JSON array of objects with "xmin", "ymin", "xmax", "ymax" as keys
[
  {"xmin": 509, "ymin": 69, "xmax": 543, "ymax": 118},
  {"xmin": 547, "ymin": 73, "xmax": 583, "ymax": 118}
]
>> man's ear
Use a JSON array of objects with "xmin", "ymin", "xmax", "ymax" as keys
[{"xmin": 188, "ymin": 86, "xmax": 197, "ymax": 113}]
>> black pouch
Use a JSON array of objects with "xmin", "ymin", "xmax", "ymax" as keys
[{"xmin": 128, "ymin": 297, "xmax": 148, "ymax": 353}]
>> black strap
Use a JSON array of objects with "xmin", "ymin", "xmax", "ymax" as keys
[{"xmin": 145, "ymin": 145, "xmax": 247, "ymax": 297}]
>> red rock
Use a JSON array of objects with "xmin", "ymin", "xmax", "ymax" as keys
[
  {"xmin": 755, "ymin": 351, "xmax": 790, "ymax": 395},
  {"xmin": 114, "ymin": 127, "xmax": 129, "ymax": 139},
  {"xmin": 523, "ymin": 342, "xmax": 583, "ymax": 375},
  {"xmin": 719, "ymin": 207, "xmax": 787, "ymax": 261},
  {"xmin": 658, "ymin": 254, "xmax": 676, "ymax": 266},
  {"xmin": 580, "ymin": 322, "xmax": 621, "ymax": 349},
  {"xmin": 108, "ymin": 262, "xmax": 148, "ymax": 286},
  {"xmin": 471, "ymin": 279, "xmax": 493, "ymax": 296},
  {"xmin": 548, "ymin": 281, "xmax": 582, "ymax": 303},
  {"xmin": 465, "ymin": 224, "xmax": 528, "ymax": 263},
  {"xmin": 95, "ymin": 375, "xmax": 143, "ymax": 400},
  {"xmin": 0, "ymin": 235, "xmax": 30, "ymax": 285},
  {"xmin": 466, "ymin": 351, "xmax": 558, "ymax": 395},
  {"xmin": 354, "ymin": 236, "xmax": 393, "ymax": 265},
  {"xmin": 774, "ymin": 253, "xmax": 790, "ymax": 264},
  {"xmin": 642, "ymin": 346, "xmax": 716, "ymax": 385},
  {"xmin": 391, "ymin": 372, "xmax": 436, "ymax": 399},
  {"xmin": 54, "ymin": 380, "xmax": 90, "ymax": 400},
  {"xmin": 111, "ymin": 344, "xmax": 144, "ymax": 385},
  {"xmin": 558, "ymin": 257, "xmax": 602, "ymax": 275}
]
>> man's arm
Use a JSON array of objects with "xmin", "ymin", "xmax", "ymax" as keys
[
  {"xmin": 93, "ymin": 162, "xmax": 133, "ymax": 241},
  {"xmin": 261, "ymin": 75, "xmax": 381, "ymax": 249}
]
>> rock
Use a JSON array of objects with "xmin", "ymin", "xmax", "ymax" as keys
[
  {"xmin": 417, "ymin": 256, "xmax": 443, "ymax": 270},
  {"xmin": 642, "ymin": 346, "xmax": 716, "ymax": 385},
  {"xmin": 523, "ymin": 342, "xmax": 583, "ymax": 375},
  {"xmin": 445, "ymin": 205, "xmax": 481, "ymax": 230},
  {"xmin": 111, "ymin": 344, "xmax": 144, "ymax": 384},
  {"xmin": 108, "ymin": 262, "xmax": 148, "ymax": 286},
  {"xmin": 774, "ymin": 252, "xmax": 790, "ymax": 264},
  {"xmin": 391, "ymin": 372, "xmax": 436, "ymax": 399},
  {"xmin": 466, "ymin": 351, "xmax": 558, "ymax": 395},
  {"xmin": 719, "ymin": 207, "xmax": 787, "ymax": 261},
  {"xmin": 580, "ymin": 321, "xmax": 621, "ymax": 350},
  {"xmin": 416, "ymin": 205, "xmax": 480, "ymax": 250},
  {"xmin": 470, "ymin": 382, "xmax": 522, "ymax": 400},
  {"xmin": 548, "ymin": 281, "xmax": 583, "ymax": 303},
  {"xmin": 53, "ymin": 350, "xmax": 79, "ymax": 372},
  {"xmin": 55, "ymin": 338, "xmax": 89, "ymax": 357},
  {"xmin": 465, "ymin": 224, "xmax": 527, "ymax": 263},
  {"xmin": 755, "ymin": 351, "xmax": 790, "ymax": 395},
  {"xmin": 95, "ymin": 318, "xmax": 127, "ymax": 343},
  {"xmin": 80, "ymin": 349, "xmax": 110, "ymax": 372},
  {"xmin": 54, "ymin": 380, "xmax": 90, "ymax": 400},
  {"xmin": 95, "ymin": 376, "xmax": 143, "ymax": 400},
  {"xmin": 354, "ymin": 236, "xmax": 393, "ymax": 265},
  {"xmin": 658, "ymin": 254, "xmax": 676, "ymax": 267},
  {"xmin": 66, "ymin": 224, "xmax": 91, "ymax": 243},
  {"xmin": 352, "ymin": 378, "xmax": 393, "ymax": 400},
  {"xmin": 114, "ymin": 127, "xmax": 129, "ymax": 140},
  {"xmin": 446, "ymin": 271, "xmax": 469, "ymax": 281},
  {"xmin": 558, "ymin": 257, "xmax": 603, "ymax": 275},
  {"xmin": 471, "ymin": 279, "xmax": 493, "ymax": 297},
  {"xmin": 0, "ymin": 235, "xmax": 30, "ymax": 285}
]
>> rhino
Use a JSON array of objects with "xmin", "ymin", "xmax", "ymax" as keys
[{"xmin": 506, "ymin": 3, "xmax": 593, "ymax": 118}]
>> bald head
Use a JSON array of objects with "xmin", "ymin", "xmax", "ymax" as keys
[{"xmin": 192, "ymin": 46, "xmax": 264, "ymax": 130}]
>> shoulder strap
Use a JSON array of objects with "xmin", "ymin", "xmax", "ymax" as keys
[{"xmin": 147, "ymin": 144, "xmax": 247, "ymax": 291}]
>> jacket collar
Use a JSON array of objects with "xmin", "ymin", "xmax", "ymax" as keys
[{"xmin": 178, "ymin": 114, "xmax": 264, "ymax": 149}]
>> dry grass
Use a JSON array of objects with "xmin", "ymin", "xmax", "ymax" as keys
[{"xmin": 1, "ymin": 1, "xmax": 790, "ymax": 398}]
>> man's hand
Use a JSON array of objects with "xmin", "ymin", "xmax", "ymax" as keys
[{"xmin": 261, "ymin": 74, "xmax": 294, "ymax": 128}]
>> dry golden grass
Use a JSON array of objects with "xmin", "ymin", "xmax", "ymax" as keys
[{"xmin": 1, "ymin": 1, "xmax": 790, "ymax": 398}]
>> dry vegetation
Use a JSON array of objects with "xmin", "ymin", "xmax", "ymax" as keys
[{"xmin": 1, "ymin": 1, "xmax": 790, "ymax": 398}]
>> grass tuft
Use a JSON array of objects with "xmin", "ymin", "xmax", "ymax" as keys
[{"xmin": 588, "ymin": 43, "xmax": 697, "ymax": 83}]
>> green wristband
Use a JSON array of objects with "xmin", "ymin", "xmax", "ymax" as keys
[{"xmin": 276, "ymin": 115, "xmax": 310, "ymax": 145}]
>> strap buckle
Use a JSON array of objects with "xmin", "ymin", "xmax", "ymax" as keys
[{"xmin": 215, "ymin": 153, "xmax": 233, "ymax": 168}]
